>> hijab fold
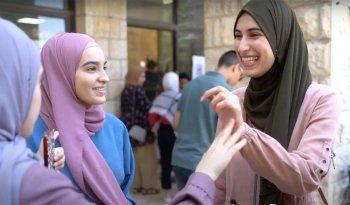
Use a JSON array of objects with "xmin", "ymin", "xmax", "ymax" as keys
[
  {"xmin": 40, "ymin": 33, "xmax": 127, "ymax": 204},
  {"xmin": 0, "ymin": 18, "xmax": 41, "ymax": 205},
  {"xmin": 234, "ymin": 0, "xmax": 312, "ymax": 204}
]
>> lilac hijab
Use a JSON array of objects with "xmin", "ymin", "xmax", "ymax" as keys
[
  {"xmin": 40, "ymin": 33, "xmax": 127, "ymax": 204},
  {"xmin": 0, "ymin": 19, "xmax": 42, "ymax": 204}
]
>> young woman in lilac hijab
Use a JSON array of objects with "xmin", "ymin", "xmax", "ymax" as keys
[
  {"xmin": 26, "ymin": 33, "xmax": 135, "ymax": 204},
  {"xmin": 0, "ymin": 18, "xmax": 89, "ymax": 205}
]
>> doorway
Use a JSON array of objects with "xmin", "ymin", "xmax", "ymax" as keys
[{"xmin": 127, "ymin": 27, "xmax": 174, "ymax": 73}]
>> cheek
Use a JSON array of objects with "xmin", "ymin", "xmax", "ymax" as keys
[
  {"xmin": 75, "ymin": 74, "xmax": 90, "ymax": 96},
  {"xmin": 75, "ymin": 80, "xmax": 87, "ymax": 103},
  {"xmin": 260, "ymin": 39, "xmax": 275, "ymax": 67},
  {"xmin": 264, "ymin": 49, "xmax": 275, "ymax": 70},
  {"xmin": 233, "ymin": 41, "xmax": 239, "ymax": 53}
]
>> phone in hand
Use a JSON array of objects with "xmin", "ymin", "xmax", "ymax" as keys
[{"xmin": 43, "ymin": 128, "xmax": 55, "ymax": 169}]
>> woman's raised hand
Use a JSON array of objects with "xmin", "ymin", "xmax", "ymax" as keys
[
  {"xmin": 201, "ymin": 86, "xmax": 244, "ymax": 132},
  {"xmin": 196, "ymin": 86, "xmax": 247, "ymax": 181},
  {"xmin": 195, "ymin": 116, "xmax": 247, "ymax": 181}
]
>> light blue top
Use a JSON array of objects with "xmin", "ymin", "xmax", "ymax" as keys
[
  {"xmin": 171, "ymin": 71, "xmax": 232, "ymax": 171},
  {"xmin": 26, "ymin": 113, "xmax": 135, "ymax": 205}
]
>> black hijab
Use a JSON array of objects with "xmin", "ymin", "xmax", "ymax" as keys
[{"xmin": 234, "ymin": 0, "xmax": 312, "ymax": 204}]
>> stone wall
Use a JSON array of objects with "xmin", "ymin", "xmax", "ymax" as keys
[
  {"xmin": 328, "ymin": 1, "xmax": 350, "ymax": 204},
  {"xmin": 204, "ymin": 0, "xmax": 350, "ymax": 204},
  {"xmin": 75, "ymin": 0, "xmax": 127, "ymax": 116}
]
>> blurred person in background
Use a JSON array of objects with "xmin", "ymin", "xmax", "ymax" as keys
[
  {"xmin": 121, "ymin": 66, "xmax": 159, "ymax": 195},
  {"xmin": 172, "ymin": 50, "xmax": 242, "ymax": 190},
  {"xmin": 148, "ymin": 72, "xmax": 182, "ymax": 203},
  {"xmin": 179, "ymin": 72, "xmax": 191, "ymax": 91}
]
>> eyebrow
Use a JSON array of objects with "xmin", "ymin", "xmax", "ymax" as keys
[
  {"xmin": 82, "ymin": 61, "xmax": 108, "ymax": 66},
  {"xmin": 234, "ymin": 27, "xmax": 263, "ymax": 33}
]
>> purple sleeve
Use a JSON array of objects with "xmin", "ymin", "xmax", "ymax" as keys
[
  {"xmin": 170, "ymin": 172, "xmax": 215, "ymax": 205},
  {"xmin": 20, "ymin": 164, "xmax": 92, "ymax": 205}
]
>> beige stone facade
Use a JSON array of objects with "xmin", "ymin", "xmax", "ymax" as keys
[{"xmin": 204, "ymin": 0, "xmax": 350, "ymax": 204}]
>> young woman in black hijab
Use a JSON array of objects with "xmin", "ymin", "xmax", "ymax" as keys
[{"xmin": 202, "ymin": 0, "xmax": 341, "ymax": 204}]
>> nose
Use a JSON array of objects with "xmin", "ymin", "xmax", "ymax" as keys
[
  {"xmin": 99, "ymin": 70, "xmax": 109, "ymax": 83},
  {"xmin": 236, "ymin": 37, "xmax": 250, "ymax": 53}
]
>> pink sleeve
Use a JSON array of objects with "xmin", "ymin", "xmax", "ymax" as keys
[{"xmin": 240, "ymin": 89, "xmax": 340, "ymax": 196}]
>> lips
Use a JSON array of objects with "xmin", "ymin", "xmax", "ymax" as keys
[
  {"xmin": 93, "ymin": 86, "xmax": 106, "ymax": 96},
  {"xmin": 93, "ymin": 86, "xmax": 105, "ymax": 91},
  {"xmin": 240, "ymin": 56, "xmax": 258, "ymax": 69}
]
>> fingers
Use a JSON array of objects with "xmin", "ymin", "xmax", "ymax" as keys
[
  {"xmin": 212, "ymin": 120, "xmax": 234, "ymax": 147},
  {"xmin": 201, "ymin": 86, "xmax": 230, "ymax": 102},
  {"xmin": 229, "ymin": 138, "xmax": 247, "ymax": 154},
  {"xmin": 53, "ymin": 130, "xmax": 59, "ymax": 141},
  {"xmin": 236, "ymin": 138, "xmax": 247, "ymax": 149},
  {"xmin": 53, "ymin": 147, "xmax": 65, "ymax": 170},
  {"xmin": 225, "ymin": 125, "xmax": 245, "ymax": 147}
]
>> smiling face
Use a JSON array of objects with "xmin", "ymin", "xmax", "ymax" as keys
[
  {"xmin": 234, "ymin": 13, "xmax": 275, "ymax": 78},
  {"xmin": 75, "ymin": 44, "xmax": 109, "ymax": 105}
]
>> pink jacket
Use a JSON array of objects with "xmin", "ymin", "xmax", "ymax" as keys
[{"xmin": 214, "ymin": 83, "xmax": 341, "ymax": 205}]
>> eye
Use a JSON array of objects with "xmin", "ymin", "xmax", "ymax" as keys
[
  {"xmin": 234, "ymin": 31, "xmax": 242, "ymax": 39},
  {"xmin": 87, "ymin": 67, "xmax": 97, "ymax": 72},
  {"xmin": 250, "ymin": 32, "xmax": 263, "ymax": 39}
]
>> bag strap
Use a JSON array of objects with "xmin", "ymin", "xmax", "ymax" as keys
[{"xmin": 318, "ymin": 187, "xmax": 328, "ymax": 205}]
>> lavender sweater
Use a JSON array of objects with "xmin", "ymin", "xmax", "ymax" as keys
[
  {"xmin": 171, "ymin": 172, "xmax": 215, "ymax": 205},
  {"xmin": 20, "ymin": 164, "xmax": 90, "ymax": 204}
]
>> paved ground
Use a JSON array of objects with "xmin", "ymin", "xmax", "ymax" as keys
[
  {"xmin": 132, "ymin": 187, "xmax": 178, "ymax": 205},
  {"xmin": 131, "ymin": 164, "xmax": 178, "ymax": 205}
]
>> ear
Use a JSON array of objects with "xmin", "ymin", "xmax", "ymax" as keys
[{"xmin": 232, "ymin": 64, "xmax": 238, "ymax": 72}]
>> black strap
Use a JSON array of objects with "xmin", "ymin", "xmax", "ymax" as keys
[{"xmin": 318, "ymin": 188, "xmax": 328, "ymax": 205}]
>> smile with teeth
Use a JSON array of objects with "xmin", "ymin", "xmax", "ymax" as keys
[
  {"xmin": 241, "ymin": 57, "xmax": 258, "ymax": 65},
  {"xmin": 93, "ymin": 87, "xmax": 105, "ymax": 91}
]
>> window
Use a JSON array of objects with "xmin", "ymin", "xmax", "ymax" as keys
[
  {"xmin": 127, "ymin": 0, "xmax": 204, "ymax": 77},
  {"xmin": 0, "ymin": 0, "xmax": 74, "ymax": 49}
]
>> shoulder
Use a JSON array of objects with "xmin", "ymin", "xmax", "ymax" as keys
[
  {"xmin": 304, "ymin": 83, "xmax": 341, "ymax": 107},
  {"xmin": 104, "ymin": 113, "xmax": 126, "ymax": 129},
  {"xmin": 298, "ymin": 83, "xmax": 342, "ymax": 124},
  {"xmin": 306, "ymin": 83, "xmax": 338, "ymax": 98}
]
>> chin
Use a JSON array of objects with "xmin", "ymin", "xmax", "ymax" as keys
[{"xmin": 93, "ymin": 98, "xmax": 106, "ymax": 105}]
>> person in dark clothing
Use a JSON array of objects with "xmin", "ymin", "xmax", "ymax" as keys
[
  {"xmin": 143, "ymin": 59, "xmax": 163, "ymax": 101},
  {"xmin": 179, "ymin": 72, "xmax": 191, "ymax": 91}
]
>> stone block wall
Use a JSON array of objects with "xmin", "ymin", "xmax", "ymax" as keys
[
  {"xmin": 328, "ymin": 1, "xmax": 350, "ymax": 204},
  {"xmin": 204, "ymin": 0, "xmax": 350, "ymax": 204},
  {"xmin": 75, "ymin": 0, "xmax": 127, "ymax": 116}
]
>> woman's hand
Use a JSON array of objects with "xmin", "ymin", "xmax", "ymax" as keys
[
  {"xmin": 196, "ymin": 86, "xmax": 246, "ymax": 181},
  {"xmin": 52, "ymin": 130, "xmax": 65, "ymax": 170},
  {"xmin": 201, "ymin": 86, "xmax": 244, "ymax": 133},
  {"xmin": 195, "ymin": 118, "xmax": 247, "ymax": 181},
  {"xmin": 53, "ymin": 146, "xmax": 65, "ymax": 170},
  {"xmin": 38, "ymin": 130, "xmax": 65, "ymax": 170}
]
